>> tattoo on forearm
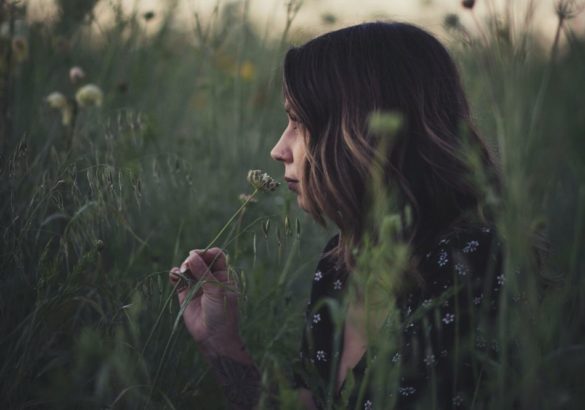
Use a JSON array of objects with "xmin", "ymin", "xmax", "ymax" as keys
[{"xmin": 210, "ymin": 356, "xmax": 262, "ymax": 410}]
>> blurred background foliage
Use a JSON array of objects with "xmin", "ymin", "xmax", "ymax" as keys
[{"xmin": 0, "ymin": 0, "xmax": 584, "ymax": 409}]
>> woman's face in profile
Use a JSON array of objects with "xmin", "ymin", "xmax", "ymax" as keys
[{"xmin": 270, "ymin": 100, "xmax": 308, "ymax": 210}]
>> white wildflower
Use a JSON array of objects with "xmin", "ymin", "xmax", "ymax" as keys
[
  {"xmin": 46, "ymin": 92, "xmax": 68, "ymax": 110},
  {"xmin": 75, "ymin": 84, "xmax": 103, "ymax": 107},
  {"xmin": 442, "ymin": 313, "xmax": 455, "ymax": 324}
]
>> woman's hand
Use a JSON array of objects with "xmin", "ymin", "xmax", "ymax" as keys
[{"xmin": 169, "ymin": 247, "xmax": 242, "ymax": 352}]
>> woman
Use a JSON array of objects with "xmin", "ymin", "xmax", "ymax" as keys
[{"xmin": 170, "ymin": 22, "xmax": 504, "ymax": 409}]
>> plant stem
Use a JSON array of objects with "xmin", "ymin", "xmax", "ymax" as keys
[{"xmin": 203, "ymin": 188, "xmax": 259, "ymax": 252}]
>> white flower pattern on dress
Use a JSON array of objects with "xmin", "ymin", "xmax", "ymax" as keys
[
  {"xmin": 462, "ymin": 240, "xmax": 479, "ymax": 253},
  {"xmin": 423, "ymin": 353, "xmax": 436, "ymax": 366},
  {"xmin": 295, "ymin": 228, "xmax": 503, "ymax": 408},
  {"xmin": 442, "ymin": 313, "xmax": 455, "ymax": 324},
  {"xmin": 454, "ymin": 262, "xmax": 468, "ymax": 276},
  {"xmin": 437, "ymin": 249, "xmax": 449, "ymax": 267},
  {"xmin": 399, "ymin": 386, "xmax": 416, "ymax": 397},
  {"xmin": 453, "ymin": 394, "xmax": 464, "ymax": 406}
]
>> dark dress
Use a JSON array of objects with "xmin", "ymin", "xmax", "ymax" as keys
[{"xmin": 292, "ymin": 223, "xmax": 505, "ymax": 410}]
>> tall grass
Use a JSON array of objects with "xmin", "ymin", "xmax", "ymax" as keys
[{"xmin": 0, "ymin": 0, "xmax": 584, "ymax": 409}]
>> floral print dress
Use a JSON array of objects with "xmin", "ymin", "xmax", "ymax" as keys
[{"xmin": 292, "ymin": 223, "xmax": 507, "ymax": 410}]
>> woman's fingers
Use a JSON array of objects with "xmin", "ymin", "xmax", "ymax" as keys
[
  {"xmin": 173, "ymin": 248, "xmax": 237, "ymax": 299},
  {"xmin": 181, "ymin": 251, "xmax": 215, "ymax": 281},
  {"xmin": 169, "ymin": 266, "xmax": 190, "ymax": 293}
]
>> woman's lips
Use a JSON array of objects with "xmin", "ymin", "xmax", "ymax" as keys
[{"xmin": 285, "ymin": 178, "xmax": 299, "ymax": 192}]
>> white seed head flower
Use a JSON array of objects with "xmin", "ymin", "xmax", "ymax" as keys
[
  {"xmin": 247, "ymin": 169, "xmax": 280, "ymax": 192},
  {"xmin": 46, "ymin": 92, "xmax": 68, "ymax": 110},
  {"xmin": 69, "ymin": 66, "xmax": 86, "ymax": 84},
  {"xmin": 75, "ymin": 84, "xmax": 103, "ymax": 107}
]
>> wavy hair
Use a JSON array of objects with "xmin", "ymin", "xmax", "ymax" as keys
[{"xmin": 282, "ymin": 22, "xmax": 502, "ymax": 271}]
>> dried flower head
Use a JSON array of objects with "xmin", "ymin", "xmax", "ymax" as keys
[
  {"xmin": 247, "ymin": 169, "xmax": 280, "ymax": 192},
  {"xmin": 75, "ymin": 84, "xmax": 103, "ymax": 107},
  {"xmin": 12, "ymin": 36, "xmax": 28, "ymax": 63},
  {"xmin": 46, "ymin": 92, "xmax": 68, "ymax": 110},
  {"xmin": 462, "ymin": 0, "xmax": 475, "ymax": 9},
  {"xmin": 69, "ymin": 66, "xmax": 86, "ymax": 84}
]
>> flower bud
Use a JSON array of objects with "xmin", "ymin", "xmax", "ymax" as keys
[
  {"xmin": 69, "ymin": 66, "xmax": 86, "ymax": 84},
  {"xmin": 75, "ymin": 84, "xmax": 103, "ymax": 107},
  {"xmin": 12, "ymin": 36, "xmax": 28, "ymax": 63},
  {"xmin": 462, "ymin": 0, "xmax": 475, "ymax": 9}
]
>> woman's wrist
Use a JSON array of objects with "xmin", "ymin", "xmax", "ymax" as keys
[
  {"xmin": 198, "ymin": 335, "xmax": 254, "ymax": 364},
  {"xmin": 198, "ymin": 336, "xmax": 262, "ymax": 410}
]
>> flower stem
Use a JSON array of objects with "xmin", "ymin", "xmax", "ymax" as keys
[{"xmin": 203, "ymin": 188, "xmax": 259, "ymax": 253}]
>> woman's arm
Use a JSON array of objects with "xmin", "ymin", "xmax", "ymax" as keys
[
  {"xmin": 200, "ymin": 341, "xmax": 319, "ymax": 410},
  {"xmin": 170, "ymin": 248, "xmax": 319, "ymax": 409},
  {"xmin": 198, "ymin": 340, "xmax": 262, "ymax": 410}
]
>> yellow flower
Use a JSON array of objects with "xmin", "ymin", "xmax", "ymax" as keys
[
  {"xmin": 75, "ymin": 84, "xmax": 103, "ymax": 107},
  {"xmin": 239, "ymin": 61, "xmax": 256, "ymax": 81}
]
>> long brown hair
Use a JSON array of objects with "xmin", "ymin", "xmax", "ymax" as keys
[{"xmin": 283, "ymin": 22, "xmax": 501, "ymax": 271}]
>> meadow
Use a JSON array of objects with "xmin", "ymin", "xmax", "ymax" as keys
[{"xmin": 1, "ymin": 0, "xmax": 584, "ymax": 409}]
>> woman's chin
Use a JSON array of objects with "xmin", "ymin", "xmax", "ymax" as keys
[{"xmin": 296, "ymin": 194, "xmax": 308, "ymax": 212}]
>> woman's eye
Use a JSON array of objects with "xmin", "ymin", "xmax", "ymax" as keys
[{"xmin": 288, "ymin": 117, "xmax": 299, "ymax": 129}]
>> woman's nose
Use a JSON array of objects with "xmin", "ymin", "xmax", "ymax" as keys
[{"xmin": 270, "ymin": 134, "xmax": 290, "ymax": 163}]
